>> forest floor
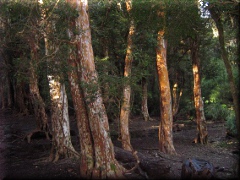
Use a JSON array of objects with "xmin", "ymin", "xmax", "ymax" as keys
[{"xmin": 0, "ymin": 109, "xmax": 239, "ymax": 180}]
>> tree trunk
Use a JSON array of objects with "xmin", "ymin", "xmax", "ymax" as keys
[
  {"xmin": 66, "ymin": 0, "xmax": 125, "ymax": 178},
  {"xmin": 48, "ymin": 75, "xmax": 78, "ymax": 162},
  {"xmin": 209, "ymin": 7, "xmax": 240, "ymax": 137},
  {"xmin": 141, "ymin": 77, "xmax": 152, "ymax": 121},
  {"xmin": 67, "ymin": 52, "xmax": 94, "ymax": 178},
  {"xmin": 156, "ymin": 29, "xmax": 176, "ymax": 155},
  {"xmin": 16, "ymin": 81, "xmax": 28, "ymax": 115},
  {"xmin": 6, "ymin": 75, "xmax": 13, "ymax": 108},
  {"xmin": 172, "ymin": 81, "xmax": 183, "ymax": 120},
  {"xmin": 0, "ymin": 79, "xmax": 5, "ymax": 109},
  {"xmin": 39, "ymin": 1, "xmax": 78, "ymax": 160},
  {"xmin": 119, "ymin": 0, "xmax": 134, "ymax": 152},
  {"xmin": 27, "ymin": 29, "xmax": 49, "ymax": 142},
  {"xmin": 191, "ymin": 37, "xmax": 208, "ymax": 144}
]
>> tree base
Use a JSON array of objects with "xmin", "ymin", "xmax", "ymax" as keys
[
  {"xmin": 25, "ymin": 128, "xmax": 51, "ymax": 143},
  {"xmin": 114, "ymin": 146, "xmax": 171, "ymax": 179}
]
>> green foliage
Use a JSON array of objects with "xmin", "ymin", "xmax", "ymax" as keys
[
  {"xmin": 204, "ymin": 102, "xmax": 230, "ymax": 121},
  {"xmin": 0, "ymin": 0, "xmax": 238, "ymax": 123},
  {"xmin": 226, "ymin": 111, "xmax": 237, "ymax": 135},
  {"xmin": 110, "ymin": 163, "xmax": 116, "ymax": 171}
]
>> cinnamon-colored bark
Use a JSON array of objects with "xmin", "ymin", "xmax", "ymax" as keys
[
  {"xmin": 156, "ymin": 30, "xmax": 176, "ymax": 155},
  {"xmin": 67, "ymin": 44, "xmax": 94, "ymax": 177},
  {"xmin": 66, "ymin": 0, "xmax": 125, "ymax": 178},
  {"xmin": 119, "ymin": 0, "xmax": 134, "ymax": 152},
  {"xmin": 191, "ymin": 38, "xmax": 208, "ymax": 144}
]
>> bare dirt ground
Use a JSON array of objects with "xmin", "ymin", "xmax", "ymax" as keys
[{"xmin": 0, "ymin": 109, "xmax": 239, "ymax": 179}]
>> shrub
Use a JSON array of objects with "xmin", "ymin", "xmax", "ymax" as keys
[
  {"xmin": 204, "ymin": 103, "xmax": 230, "ymax": 121},
  {"xmin": 225, "ymin": 111, "xmax": 237, "ymax": 136}
]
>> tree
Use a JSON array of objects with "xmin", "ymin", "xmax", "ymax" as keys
[
  {"xmin": 208, "ymin": 3, "xmax": 240, "ymax": 137},
  {"xmin": 156, "ymin": 9, "xmax": 176, "ymax": 155},
  {"xmin": 141, "ymin": 77, "xmax": 153, "ymax": 121},
  {"xmin": 66, "ymin": 0, "xmax": 125, "ymax": 178},
  {"xmin": 119, "ymin": 0, "xmax": 134, "ymax": 151},
  {"xmin": 26, "ymin": 2, "xmax": 50, "ymax": 142},
  {"xmin": 38, "ymin": 0, "xmax": 79, "ymax": 161},
  {"xmin": 190, "ymin": 36, "xmax": 208, "ymax": 144}
]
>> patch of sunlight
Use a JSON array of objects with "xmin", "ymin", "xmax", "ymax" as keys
[
  {"xmin": 209, "ymin": 89, "xmax": 220, "ymax": 103},
  {"xmin": 101, "ymin": 56, "xmax": 109, "ymax": 61}
]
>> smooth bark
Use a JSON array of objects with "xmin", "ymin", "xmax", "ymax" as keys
[
  {"xmin": 119, "ymin": 0, "xmax": 134, "ymax": 151},
  {"xmin": 156, "ymin": 30, "xmax": 176, "ymax": 155},
  {"xmin": 172, "ymin": 81, "xmax": 183, "ymax": 120},
  {"xmin": 190, "ymin": 37, "xmax": 208, "ymax": 144},
  {"xmin": 141, "ymin": 77, "xmax": 152, "ymax": 121}
]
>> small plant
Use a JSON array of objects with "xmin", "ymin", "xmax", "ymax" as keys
[{"xmin": 225, "ymin": 111, "xmax": 237, "ymax": 136}]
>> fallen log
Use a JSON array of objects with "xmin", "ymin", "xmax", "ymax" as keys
[
  {"xmin": 181, "ymin": 158, "xmax": 215, "ymax": 179},
  {"xmin": 114, "ymin": 146, "xmax": 171, "ymax": 179}
]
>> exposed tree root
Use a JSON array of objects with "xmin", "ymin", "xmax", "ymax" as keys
[
  {"xmin": 24, "ymin": 128, "xmax": 51, "ymax": 143},
  {"xmin": 116, "ymin": 138, "xmax": 149, "ymax": 178}
]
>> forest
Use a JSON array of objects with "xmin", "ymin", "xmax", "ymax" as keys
[{"xmin": 0, "ymin": 0, "xmax": 239, "ymax": 179}]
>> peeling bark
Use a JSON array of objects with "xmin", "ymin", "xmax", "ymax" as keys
[
  {"xmin": 156, "ymin": 29, "xmax": 176, "ymax": 155},
  {"xmin": 67, "ymin": 36, "xmax": 94, "ymax": 177},
  {"xmin": 39, "ymin": 1, "xmax": 79, "ymax": 159},
  {"xmin": 190, "ymin": 37, "xmax": 208, "ymax": 144},
  {"xmin": 66, "ymin": 0, "xmax": 126, "ymax": 178},
  {"xmin": 48, "ymin": 75, "xmax": 78, "ymax": 161}
]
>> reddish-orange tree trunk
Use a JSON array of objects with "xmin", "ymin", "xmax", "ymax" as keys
[
  {"xmin": 66, "ymin": 0, "xmax": 125, "ymax": 178},
  {"xmin": 67, "ymin": 54, "xmax": 94, "ymax": 178},
  {"xmin": 156, "ymin": 29, "xmax": 176, "ymax": 155},
  {"xmin": 191, "ymin": 38, "xmax": 208, "ymax": 144},
  {"xmin": 172, "ymin": 81, "xmax": 183, "ymax": 120},
  {"xmin": 119, "ymin": 0, "xmax": 134, "ymax": 151}
]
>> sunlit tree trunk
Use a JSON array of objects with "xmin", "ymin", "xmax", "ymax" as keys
[
  {"xmin": 141, "ymin": 77, "xmax": 152, "ymax": 121},
  {"xmin": 66, "ymin": 0, "xmax": 125, "ymax": 178},
  {"xmin": 172, "ymin": 81, "xmax": 183, "ymax": 120},
  {"xmin": 156, "ymin": 29, "xmax": 176, "ymax": 155},
  {"xmin": 190, "ymin": 37, "xmax": 208, "ymax": 144},
  {"xmin": 38, "ymin": 0, "xmax": 78, "ymax": 161},
  {"xmin": 209, "ymin": 7, "xmax": 240, "ymax": 137},
  {"xmin": 48, "ymin": 75, "xmax": 78, "ymax": 161},
  {"xmin": 119, "ymin": 0, "xmax": 134, "ymax": 151}
]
